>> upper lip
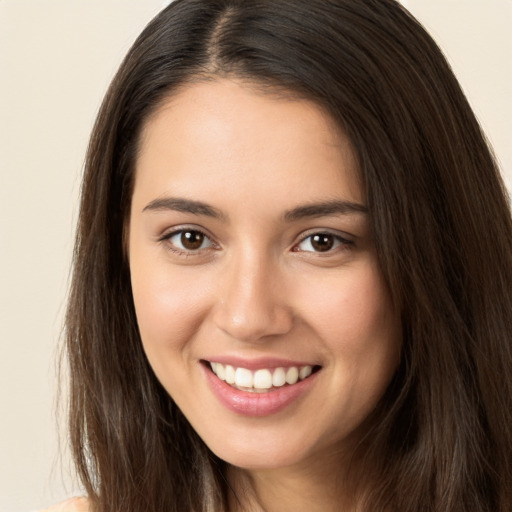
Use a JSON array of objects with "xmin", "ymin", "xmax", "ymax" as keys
[{"xmin": 202, "ymin": 356, "xmax": 321, "ymax": 370}]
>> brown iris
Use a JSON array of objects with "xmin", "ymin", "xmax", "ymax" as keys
[
  {"xmin": 311, "ymin": 234, "xmax": 334, "ymax": 252},
  {"xmin": 181, "ymin": 230, "xmax": 204, "ymax": 250}
]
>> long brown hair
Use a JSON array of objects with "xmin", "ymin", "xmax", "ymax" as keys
[{"xmin": 66, "ymin": 1, "xmax": 512, "ymax": 510}]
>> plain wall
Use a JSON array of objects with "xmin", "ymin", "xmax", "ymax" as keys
[{"xmin": 0, "ymin": 1, "xmax": 510, "ymax": 511}]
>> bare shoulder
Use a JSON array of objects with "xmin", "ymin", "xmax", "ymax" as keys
[{"xmin": 38, "ymin": 497, "xmax": 90, "ymax": 512}]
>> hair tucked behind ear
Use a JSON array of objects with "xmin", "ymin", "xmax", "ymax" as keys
[{"xmin": 65, "ymin": 1, "xmax": 512, "ymax": 511}]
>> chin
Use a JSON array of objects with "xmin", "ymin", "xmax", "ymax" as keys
[
  {"xmin": 214, "ymin": 445, "xmax": 308, "ymax": 471},
  {"xmin": 201, "ymin": 421, "xmax": 335, "ymax": 472}
]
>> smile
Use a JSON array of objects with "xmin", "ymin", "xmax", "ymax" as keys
[
  {"xmin": 203, "ymin": 360, "xmax": 322, "ymax": 416},
  {"xmin": 209, "ymin": 362, "xmax": 317, "ymax": 393}
]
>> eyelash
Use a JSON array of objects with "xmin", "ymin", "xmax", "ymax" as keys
[
  {"xmin": 293, "ymin": 231, "xmax": 354, "ymax": 254},
  {"xmin": 158, "ymin": 228, "xmax": 354, "ymax": 256},
  {"xmin": 159, "ymin": 227, "xmax": 216, "ymax": 256}
]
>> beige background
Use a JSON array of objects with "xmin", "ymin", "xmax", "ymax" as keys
[{"xmin": 0, "ymin": 1, "xmax": 510, "ymax": 511}]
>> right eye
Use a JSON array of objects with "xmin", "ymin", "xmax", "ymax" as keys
[{"xmin": 163, "ymin": 229, "xmax": 215, "ymax": 254}]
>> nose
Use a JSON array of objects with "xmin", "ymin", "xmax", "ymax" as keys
[{"xmin": 212, "ymin": 252, "xmax": 294, "ymax": 343}]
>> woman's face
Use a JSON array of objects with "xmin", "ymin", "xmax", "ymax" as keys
[{"xmin": 129, "ymin": 79, "xmax": 401, "ymax": 471}]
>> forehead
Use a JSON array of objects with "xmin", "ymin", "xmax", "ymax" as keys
[{"xmin": 133, "ymin": 79, "xmax": 364, "ymax": 213}]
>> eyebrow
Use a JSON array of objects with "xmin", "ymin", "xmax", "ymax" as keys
[
  {"xmin": 142, "ymin": 196, "xmax": 368, "ymax": 222},
  {"xmin": 283, "ymin": 199, "xmax": 368, "ymax": 221},
  {"xmin": 142, "ymin": 197, "xmax": 226, "ymax": 220}
]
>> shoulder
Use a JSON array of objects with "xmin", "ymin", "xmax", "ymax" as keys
[{"xmin": 37, "ymin": 497, "xmax": 90, "ymax": 512}]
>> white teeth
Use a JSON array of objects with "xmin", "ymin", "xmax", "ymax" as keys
[
  {"xmin": 216, "ymin": 363, "xmax": 226, "ymax": 381},
  {"xmin": 253, "ymin": 369, "xmax": 273, "ymax": 389},
  {"xmin": 285, "ymin": 366, "xmax": 299, "ymax": 385},
  {"xmin": 272, "ymin": 367, "xmax": 286, "ymax": 387},
  {"xmin": 225, "ymin": 364, "xmax": 236, "ymax": 384},
  {"xmin": 299, "ymin": 365, "xmax": 312, "ymax": 380},
  {"xmin": 235, "ymin": 367, "xmax": 253, "ymax": 388},
  {"xmin": 209, "ymin": 362, "xmax": 316, "ymax": 390}
]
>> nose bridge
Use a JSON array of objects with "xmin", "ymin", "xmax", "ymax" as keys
[{"xmin": 213, "ymin": 246, "xmax": 292, "ymax": 342}]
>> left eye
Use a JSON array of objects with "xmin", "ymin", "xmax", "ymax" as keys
[
  {"xmin": 166, "ymin": 229, "xmax": 214, "ymax": 252},
  {"xmin": 295, "ymin": 233, "xmax": 348, "ymax": 253}
]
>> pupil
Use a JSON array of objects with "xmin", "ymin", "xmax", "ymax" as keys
[
  {"xmin": 181, "ymin": 231, "xmax": 204, "ymax": 250},
  {"xmin": 311, "ymin": 234, "xmax": 333, "ymax": 252}
]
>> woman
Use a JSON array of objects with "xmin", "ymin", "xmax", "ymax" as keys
[{"xmin": 50, "ymin": 0, "xmax": 512, "ymax": 510}]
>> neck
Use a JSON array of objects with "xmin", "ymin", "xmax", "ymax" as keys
[{"xmin": 227, "ymin": 446, "xmax": 370, "ymax": 512}]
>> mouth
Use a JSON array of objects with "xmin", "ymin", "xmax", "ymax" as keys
[{"xmin": 205, "ymin": 360, "xmax": 322, "ymax": 393}]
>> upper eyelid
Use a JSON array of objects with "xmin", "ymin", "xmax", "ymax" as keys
[
  {"xmin": 157, "ymin": 226, "xmax": 354, "ymax": 250},
  {"xmin": 158, "ymin": 225, "xmax": 214, "ymax": 242},
  {"xmin": 295, "ymin": 228, "xmax": 354, "ymax": 244},
  {"xmin": 158, "ymin": 227, "xmax": 219, "ymax": 254}
]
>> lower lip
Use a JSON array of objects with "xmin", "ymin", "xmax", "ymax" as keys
[{"xmin": 202, "ymin": 364, "xmax": 320, "ymax": 417}]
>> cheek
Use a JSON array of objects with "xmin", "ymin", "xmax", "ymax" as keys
[
  {"xmin": 295, "ymin": 260, "xmax": 401, "ymax": 383},
  {"xmin": 129, "ymin": 250, "xmax": 212, "ymax": 368},
  {"xmin": 304, "ymin": 264, "xmax": 400, "ymax": 427},
  {"xmin": 302, "ymin": 266, "xmax": 396, "ymax": 341}
]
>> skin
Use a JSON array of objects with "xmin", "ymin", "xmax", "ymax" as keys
[
  {"xmin": 128, "ymin": 78, "xmax": 401, "ymax": 511},
  {"xmin": 41, "ymin": 498, "xmax": 89, "ymax": 512}
]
